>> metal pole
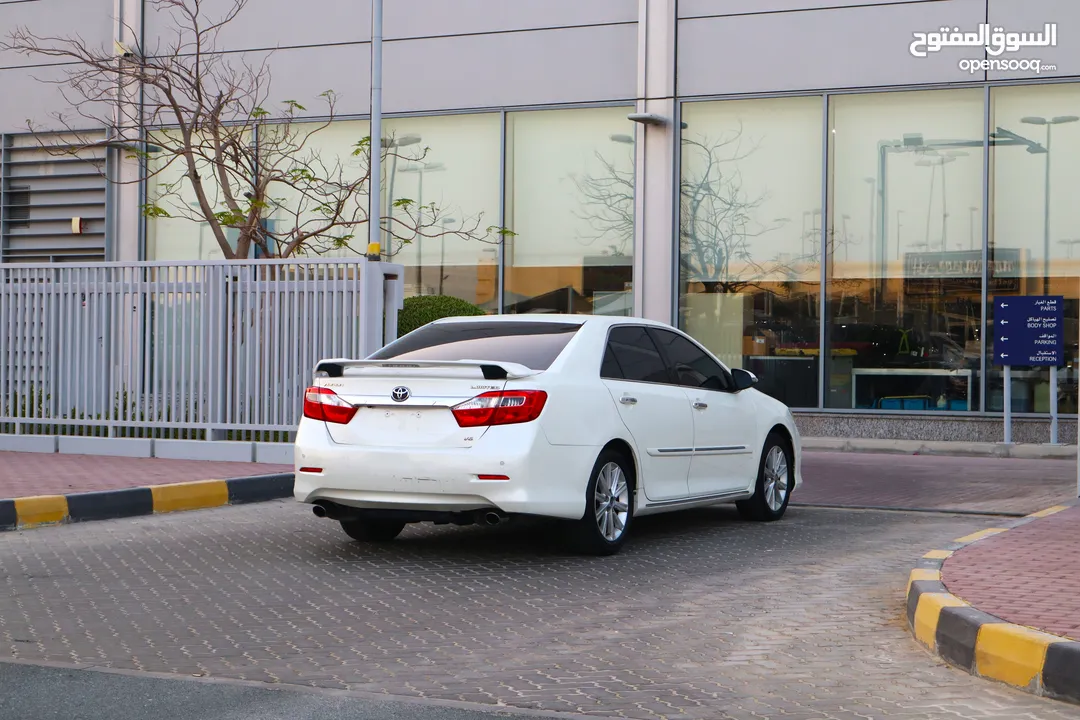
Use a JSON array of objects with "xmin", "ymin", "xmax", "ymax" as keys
[
  {"xmin": 979, "ymin": 87, "xmax": 990, "ymax": 416},
  {"xmin": 1043, "ymin": 124, "xmax": 1051, "ymax": 296},
  {"xmin": 386, "ymin": 152, "xmax": 398, "ymax": 258},
  {"xmin": 1050, "ymin": 364, "xmax": 1059, "ymax": 444},
  {"xmin": 1003, "ymin": 365, "xmax": 1012, "ymax": 444},
  {"xmin": 1044, "ymin": 125, "xmax": 1055, "ymax": 443},
  {"xmin": 417, "ymin": 169, "xmax": 424, "ymax": 295},
  {"xmin": 439, "ymin": 237, "xmax": 445, "ymax": 296},
  {"xmin": 368, "ymin": 0, "xmax": 383, "ymax": 258},
  {"xmin": 816, "ymin": 95, "xmax": 829, "ymax": 410}
]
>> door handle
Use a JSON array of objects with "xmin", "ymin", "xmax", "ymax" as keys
[
  {"xmin": 692, "ymin": 401, "xmax": 708, "ymax": 409},
  {"xmin": 620, "ymin": 396, "xmax": 638, "ymax": 405}
]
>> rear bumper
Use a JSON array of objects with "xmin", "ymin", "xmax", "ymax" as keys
[{"xmin": 293, "ymin": 419, "xmax": 599, "ymax": 520}]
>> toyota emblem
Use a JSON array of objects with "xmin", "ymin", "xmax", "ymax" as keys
[{"xmin": 391, "ymin": 386, "xmax": 410, "ymax": 402}]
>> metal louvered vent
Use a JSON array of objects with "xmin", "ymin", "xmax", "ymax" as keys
[
  {"xmin": 7, "ymin": 187, "xmax": 29, "ymax": 227},
  {"xmin": 1, "ymin": 132, "xmax": 108, "ymax": 263}
]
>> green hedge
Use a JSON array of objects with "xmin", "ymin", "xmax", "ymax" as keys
[{"xmin": 397, "ymin": 294, "xmax": 486, "ymax": 337}]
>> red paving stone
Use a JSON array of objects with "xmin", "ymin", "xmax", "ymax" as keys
[
  {"xmin": 0, "ymin": 451, "xmax": 292, "ymax": 499},
  {"xmin": 942, "ymin": 504, "xmax": 1080, "ymax": 641}
]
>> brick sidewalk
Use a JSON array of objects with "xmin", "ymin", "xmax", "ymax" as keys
[
  {"xmin": 0, "ymin": 451, "xmax": 292, "ymax": 499},
  {"xmin": 942, "ymin": 504, "xmax": 1080, "ymax": 641}
]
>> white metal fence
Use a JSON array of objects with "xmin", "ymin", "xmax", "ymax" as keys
[{"xmin": 0, "ymin": 258, "xmax": 403, "ymax": 440}]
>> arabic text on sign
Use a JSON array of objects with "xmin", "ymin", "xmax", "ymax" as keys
[{"xmin": 910, "ymin": 23, "xmax": 1057, "ymax": 58}]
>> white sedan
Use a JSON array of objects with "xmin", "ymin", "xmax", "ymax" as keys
[{"xmin": 294, "ymin": 314, "xmax": 802, "ymax": 555}]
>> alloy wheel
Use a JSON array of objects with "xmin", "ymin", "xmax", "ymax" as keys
[
  {"xmin": 594, "ymin": 461, "xmax": 630, "ymax": 542},
  {"xmin": 763, "ymin": 445, "xmax": 790, "ymax": 512}
]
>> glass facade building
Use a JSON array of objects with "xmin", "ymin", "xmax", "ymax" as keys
[
  {"xmin": 146, "ymin": 84, "xmax": 1080, "ymax": 419},
  {"xmin": 676, "ymin": 83, "xmax": 1080, "ymax": 416}
]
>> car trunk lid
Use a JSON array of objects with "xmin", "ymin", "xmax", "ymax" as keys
[{"xmin": 313, "ymin": 359, "xmax": 539, "ymax": 449}]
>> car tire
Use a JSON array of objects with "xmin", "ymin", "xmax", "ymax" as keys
[
  {"xmin": 736, "ymin": 432, "xmax": 793, "ymax": 522},
  {"xmin": 339, "ymin": 518, "xmax": 407, "ymax": 542},
  {"xmin": 567, "ymin": 449, "xmax": 635, "ymax": 556}
]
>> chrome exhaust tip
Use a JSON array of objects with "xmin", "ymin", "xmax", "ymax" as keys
[
  {"xmin": 312, "ymin": 503, "xmax": 328, "ymax": 518},
  {"xmin": 483, "ymin": 511, "xmax": 505, "ymax": 526}
]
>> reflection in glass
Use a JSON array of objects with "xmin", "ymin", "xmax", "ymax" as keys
[
  {"xmin": 987, "ymin": 83, "xmax": 1080, "ymax": 415},
  {"xmin": 503, "ymin": 107, "xmax": 636, "ymax": 315},
  {"xmin": 382, "ymin": 114, "xmax": 502, "ymax": 305},
  {"xmin": 824, "ymin": 89, "xmax": 985, "ymax": 412},
  {"xmin": 678, "ymin": 96, "xmax": 823, "ymax": 408}
]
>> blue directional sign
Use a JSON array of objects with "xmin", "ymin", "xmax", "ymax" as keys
[{"xmin": 993, "ymin": 295, "xmax": 1065, "ymax": 367}]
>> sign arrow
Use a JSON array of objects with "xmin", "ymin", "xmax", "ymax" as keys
[
  {"xmin": 1000, "ymin": 336, "xmax": 1008, "ymax": 342},
  {"xmin": 1000, "ymin": 319, "xmax": 1009, "ymax": 325},
  {"xmin": 999, "ymin": 353, "xmax": 1009, "ymax": 359},
  {"xmin": 1000, "ymin": 302, "xmax": 1009, "ymax": 308}
]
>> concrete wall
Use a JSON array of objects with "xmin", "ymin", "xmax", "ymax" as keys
[
  {"xmin": 0, "ymin": 0, "xmax": 114, "ymax": 132},
  {"xmin": 140, "ymin": 0, "xmax": 639, "ymax": 117},
  {"xmin": 678, "ymin": 0, "xmax": 1080, "ymax": 97},
  {"xmin": 987, "ymin": 0, "xmax": 1080, "ymax": 80}
]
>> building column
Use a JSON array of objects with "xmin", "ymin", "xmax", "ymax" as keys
[
  {"xmin": 110, "ymin": 0, "xmax": 144, "ymax": 261},
  {"xmin": 632, "ymin": 0, "xmax": 677, "ymax": 323}
]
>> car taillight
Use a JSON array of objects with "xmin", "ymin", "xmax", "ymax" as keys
[
  {"xmin": 451, "ymin": 390, "xmax": 548, "ymax": 428},
  {"xmin": 303, "ymin": 386, "xmax": 358, "ymax": 424}
]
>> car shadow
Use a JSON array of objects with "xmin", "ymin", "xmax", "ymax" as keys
[{"xmin": 335, "ymin": 503, "xmax": 754, "ymax": 560}]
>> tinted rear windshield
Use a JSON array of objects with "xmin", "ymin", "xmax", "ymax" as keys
[{"xmin": 369, "ymin": 321, "xmax": 581, "ymax": 370}]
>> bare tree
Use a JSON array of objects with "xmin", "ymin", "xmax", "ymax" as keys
[{"xmin": 3, "ymin": 0, "xmax": 512, "ymax": 260}]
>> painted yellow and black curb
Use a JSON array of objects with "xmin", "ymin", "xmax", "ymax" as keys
[
  {"xmin": 906, "ymin": 501, "xmax": 1080, "ymax": 705},
  {"xmin": 0, "ymin": 473, "xmax": 294, "ymax": 532}
]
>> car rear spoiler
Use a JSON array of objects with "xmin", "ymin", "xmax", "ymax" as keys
[{"xmin": 314, "ymin": 358, "xmax": 540, "ymax": 381}]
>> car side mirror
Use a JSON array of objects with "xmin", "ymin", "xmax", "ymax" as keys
[{"xmin": 731, "ymin": 368, "xmax": 758, "ymax": 392}]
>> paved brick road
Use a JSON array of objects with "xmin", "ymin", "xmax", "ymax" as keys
[
  {"xmin": 943, "ymin": 504, "xmax": 1080, "ymax": 641},
  {"xmin": 0, "ymin": 451, "xmax": 291, "ymax": 498},
  {"xmin": 2, "ymin": 501, "xmax": 1078, "ymax": 719},
  {"xmin": 4, "ymin": 449, "xmax": 1074, "ymax": 518},
  {"xmin": 796, "ymin": 451, "xmax": 1077, "ymax": 515}
]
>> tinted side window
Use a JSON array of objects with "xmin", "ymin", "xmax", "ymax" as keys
[
  {"xmin": 369, "ymin": 321, "xmax": 579, "ymax": 370},
  {"xmin": 649, "ymin": 328, "xmax": 732, "ymax": 391},
  {"xmin": 600, "ymin": 343, "xmax": 624, "ymax": 379},
  {"xmin": 606, "ymin": 327, "xmax": 671, "ymax": 384}
]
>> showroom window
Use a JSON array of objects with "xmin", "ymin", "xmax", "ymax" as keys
[
  {"xmin": 261, "ymin": 119, "xmax": 371, "ymax": 260},
  {"xmin": 503, "ymin": 106, "xmax": 637, "ymax": 316},
  {"xmin": 987, "ymin": 83, "xmax": 1080, "ymax": 415},
  {"xmin": 145, "ymin": 128, "xmax": 254, "ymax": 261},
  {"xmin": 824, "ymin": 88, "xmax": 986, "ymax": 412},
  {"xmin": 146, "ymin": 114, "xmax": 502, "ymax": 309},
  {"xmin": 678, "ymin": 96, "xmax": 823, "ymax": 409},
  {"xmin": 380, "ymin": 113, "xmax": 502, "ymax": 306}
]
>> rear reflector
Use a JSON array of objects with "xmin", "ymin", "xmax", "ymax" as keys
[
  {"xmin": 303, "ymin": 386, "xmax": 359, "ymax": 425},
  {"xmin": 476, "ymin": 474, "xmax": 510, "ymax": 481},
  {"xmin": 298, "ymin": 467, "xmax": 323, "ymax": 474},
  {"xmin": 451, "ymin": 390, "xmax": 548, "ymax": 427}
]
